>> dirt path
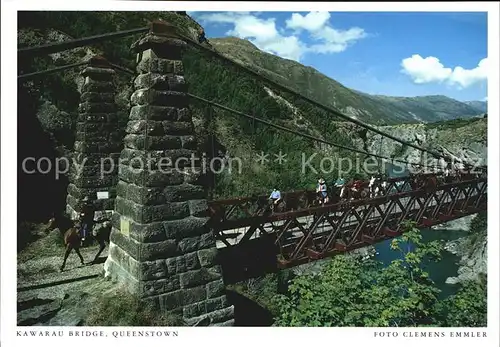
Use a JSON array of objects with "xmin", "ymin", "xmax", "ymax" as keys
[{"xmin": 17, "ymin": 232, "xmax": 119, "ymax": 326}]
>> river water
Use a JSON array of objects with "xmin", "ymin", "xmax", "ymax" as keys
[{"xmin": 372, "ymin": 164, "xmax": 467, "ymax": 298}]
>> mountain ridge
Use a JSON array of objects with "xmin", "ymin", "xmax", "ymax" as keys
[{"xmin": 210, "ymin": 36, "xmax": 485, "ymax": 124}]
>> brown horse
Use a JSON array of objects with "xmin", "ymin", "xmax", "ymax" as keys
[
  {"xmin": 456, "ymin": 169, "xmax": 477, "ymax": 181},
  {"xmin": 341, "ymin": 180, "xmax": 368, "ymax": 200},
  {"xmin": 409, "ymin": 174, "xmax": 438, "ymax": 195},
  {"xmin": 47, "ymin": 213, "xmax": 110, "ymax": 271},
  {"xmin": 268, "ymin": 198, "xmax": 286, "ymax": 213},
  {"xmin": 91, "ymin": 221, "xmax": 111, "ymax": 264},
  {"xmin": 60, "ymin": 222, "xmax": 85, "ymax": 272}
]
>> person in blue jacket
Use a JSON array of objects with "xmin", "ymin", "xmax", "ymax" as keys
[{"xmin": 269, "ymin": 188, "xmax": 282, "ymax": 212}]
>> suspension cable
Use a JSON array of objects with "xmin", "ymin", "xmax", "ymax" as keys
[
  {"xmin": 18, "ymin": 61, "xmax": 89, "ymax": 81},
  {"xmin": 178, "ymin": 32, "xmax": 472, "ymax": 168},
  {"xmin": 108, "ymin": 62, "xmax": 135, "ymax": 75},
  {"xmin": 16, "ymin": 23, "xmax": 482, "ymax": 172},
  {"xmin": 18, "ymin": 26, "xmax": 149, "ymax": 58},
  {"xmin": 18, "ymin": 59, "xmax": 135, "ymax": 81},
  {"xmin": 188, "ymin": 93, "xmax": 444, "ymax": 170}
]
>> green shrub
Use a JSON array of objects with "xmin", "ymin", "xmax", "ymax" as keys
[{"xmin": 86, "ymin": 289, "xmax": 185, "ymax": 326}]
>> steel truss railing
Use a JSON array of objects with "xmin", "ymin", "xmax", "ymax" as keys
[
  {"xmin": 208, "ymin": 171, "xmax": 482, "ymax": 226},
  {"xmin": 209, "ymin": 175, "xmax": 487, "ymax": 268}
]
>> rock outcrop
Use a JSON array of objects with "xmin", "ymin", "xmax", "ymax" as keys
[
  {"xmin": 444, "ymin": 228, "xmax": 487, "ymax": 285},
  {"xmin": 362, "ymin": 120, "xmax": 487, "ymax": 169}
]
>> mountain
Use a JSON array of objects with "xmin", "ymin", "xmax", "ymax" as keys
[
  {"xmin": 210, "ymin": 37, "xmax": 484, "ymax": 124},
  {"xmin": 464, "ymin": 100, "xmax": 488, "ymax": 114}
]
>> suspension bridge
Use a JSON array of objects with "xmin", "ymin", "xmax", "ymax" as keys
[{"xmin": 18, "ymin": 18, "xmax": 487, "ymax": 326}]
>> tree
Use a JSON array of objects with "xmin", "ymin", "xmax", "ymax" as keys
[
  {"xmin": 469, "ymin": 212, "xmax": 487, "ymax": 235},
  {"xmin": 436, "ymin": 274, "xmax": 487, "ymax": 327},
  {"xmin": 273, "ymin": 220, "xmax": 444, "ymax": 327},
  {"xmin": 365, "ymin": 220, "xmax": 443, "ymax": 327}
]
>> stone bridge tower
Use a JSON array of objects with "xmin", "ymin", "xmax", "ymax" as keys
[
  {"xmin": 104, "ymin": 21, "xmax": 234, "ymax": 326},
  {"xmin": 66, "ymin": 56, "xmax": 121, "ymax": 229}
]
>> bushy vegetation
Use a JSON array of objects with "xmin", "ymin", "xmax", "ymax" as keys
[
  {"xmin": 86, "ymin": 288, "xmax": 185, "ymax": 326},
  {"xmin": 233, "ymin": 221, "xmax": 487, "ymax": 327},
  {"xmin": 469, "ymin": 212, "xmax": 487, "ymax": 235},
  {"xmin": 17, "ymin": 222, "xmax": 65, "ymax": 261},
  {"xmin": 183, "ymin": 47, "xmax": 372, "ymax": 198},
  {"xmin": 436, "ymin": 274, "xmax": 487, "ymax": 327},
  {"xmin": 425, "ymin": 117, "xmax": 484, "ymax": 131}
]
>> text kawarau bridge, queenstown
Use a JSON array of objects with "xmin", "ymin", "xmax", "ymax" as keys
[{"xmin": 18, "ymin": 18, "xmax": 488, "ymax": 326}]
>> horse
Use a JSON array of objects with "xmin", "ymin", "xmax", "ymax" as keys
[
  {"xmin": 409, "ymin": 174, "xmax": 438, "ymax": 196},
  {"xmin": 409, "ymin": 173, "xmax": 422, "ymax": 191},
  {"xmin": 91, "ymin": 221, "xmax": 111, "ymax": 264},
  {"xmin": 47, "ymin": 213, "xmax": 110, "ymax": 271},
  {"xmin": 284, "ymin": 193, "xmax": 308, "ymax": 211},
  {"xmin": 339, "ymin": 184, "xmax": 350, "ymax": 201},
  {"xmin": 370, "ymin": 177, "xmax": 388, "ymax": 198},
  {"xmin": 456, "ymin": 169, "xmax": 477, "ymax": 182},
  {"xmin": 369, "ymin": 176, "xmax": 388, "ymax": 198},
  {"xmin": 328, "ymin": 186, "xmax": 343, "ymax": 204},
  {"xmin": 312, "ymin": 191, "xmax": 327, "ymax": 206},
  {"xmin": 268, "ymin": 197, "xmax": 286, "ymax": 213},
  {"xmin": 47, "ymin": 216, "xmax": 86, "ymax": 272},
  {"xmin": 350, "ymin": 180, "xmax": 369, "ymax": 200},
  {"xmin": 368, "ymin": 176, "xmax": 377, "ymax": 198}
]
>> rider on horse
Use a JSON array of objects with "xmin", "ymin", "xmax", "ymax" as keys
[
  {"xmin": 352, "ymin": 179, "xmax": 363, "ymax": 193},
  {"xmin": 332, "ymin": 176, "xmax": 345, "ymax": 201},
  {"xmin": 79, "ymin": 196, "xmax": 95, "ymax": 246},
  {"xmin": 334, "ymin": 177, "xmax": 345, "ymax": 188},
  {"xmin": 316, "ymin": 178, "xmax": 329, "ymax": 204},
  {"xmin": 269, "ymin": 188, "xmax": 282, "ymax": 212},
  {"xmin": 368, "ymin": 176, "xmax": 378, "ymax": 198}
]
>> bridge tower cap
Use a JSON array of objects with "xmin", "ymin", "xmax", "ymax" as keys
[
  {"xmin": 88, "ymin": 55, "xmax": 111, "ymax": 68},
  {"xmin": 149, "ymin": 20, "xmax": 179, "ymax": 38}
]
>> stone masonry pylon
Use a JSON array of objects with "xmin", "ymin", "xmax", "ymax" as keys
[
  {"xmin": 104, "ymin": 21, "xmax": 234, "ymax": 326},
  {"xmin": 66, "ymin": 56, "xmax": 121, "ymax": 227}
]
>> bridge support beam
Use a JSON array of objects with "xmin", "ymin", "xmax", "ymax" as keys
[
  {"xmin": 104, "ymin": 21, "xmax": 234, "ymax": 326},
  {"xmin": 66, "ymin": 56, "xmax": 120, "ymax": 228}
]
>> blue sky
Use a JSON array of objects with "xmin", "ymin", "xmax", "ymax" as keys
[{"xmin": 189, "ymin": 11, "xmax": 488, "ymax": 102}]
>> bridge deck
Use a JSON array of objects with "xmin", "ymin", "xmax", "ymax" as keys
[{"xmin": 210, "ymin": 179, "xmax": 486, "ymax": 267}]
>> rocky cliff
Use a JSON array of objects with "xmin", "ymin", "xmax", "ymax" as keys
[
  {"xmin": 362, "ymin": 118, "xmax": 487, "ymax": 168},
  {"xmin": 440, "ymin": 213, "xmax": 487, "ymax": 285}
]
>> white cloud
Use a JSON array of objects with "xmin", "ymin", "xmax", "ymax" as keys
[
  {"xmin": 286, "ymin": 12, "xmax": 331, "ymax": 32},
  {"xmin": 196, "ymin": 11, "xmax": 367, "ymax": 62},
  {"xmin": 286, "ymin": 12, "xmax": 367, "ymax": 54},
  {"xmin": 401, "ymin": 54, "xmax": 488, "ymax": 89}
]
